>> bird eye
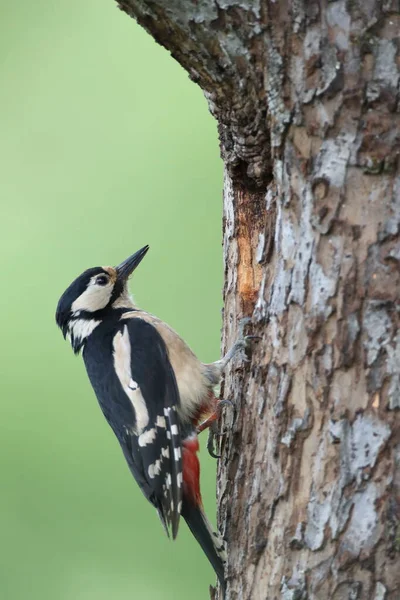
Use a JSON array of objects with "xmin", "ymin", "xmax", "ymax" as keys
[{"xmin": 95, "ymin": 275, "xmax": 109, "ymax": 286}]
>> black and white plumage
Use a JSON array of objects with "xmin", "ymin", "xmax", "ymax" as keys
[
  {"xmin": 85, "ymin": 315, "xmax": 182, "ymax": 537},
  {"xmin": 56, "ymin": 245, "xmax": 249, "ymax": 594}
]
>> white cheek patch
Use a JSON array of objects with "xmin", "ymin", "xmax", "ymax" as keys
[
  {"xmin": 113, "ymin": 326, "xmax": 149, "ymax": 433},
  {"xmin": 71, "ymin": 278, "xmax": 113, "ymax": 313}
]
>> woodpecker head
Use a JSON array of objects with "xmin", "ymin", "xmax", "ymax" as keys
[{"xmin": 56, "ymin": 245, "xmax": 149, "ymax": 353}]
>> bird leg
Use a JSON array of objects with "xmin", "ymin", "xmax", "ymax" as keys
[
  {"xmin": 197, "ymin": 399, "xmax": 232, "ymax": 434},
  {"xmin": 213, "ymin": 317, "xmax": 254, "ymax": 371},
  {"xmin": 200, "ymin": 319, "xmax": 260, "ymax": 457},
  {"xmin": 203, "ymin": 318, "xmax": 259, "ymax": 386},
  {"xmin": 196, "ymin": 396, "xmax": 233, "ymax": 458}
]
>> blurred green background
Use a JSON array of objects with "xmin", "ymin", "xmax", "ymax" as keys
[{"xmin": 0, "ymin": 1, "xmax": 223, "ymax": 599}]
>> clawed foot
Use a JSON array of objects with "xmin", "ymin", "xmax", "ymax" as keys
[
  {"xmin": 207, "ymin": 417, "xmax": 231, "ymax": 459},
  {"xmin": 197, "ymin": 399, "xmax": 233, "ymax": 434},
  {"xmin": 207, "ymin": 421, "xmax": 221, "ymax": 459},
  {"xmin": 197, "ymin": 399, "xmax": 233, "ymax": 458},
  {"xmin": 228, "ymin": 317, "xmax": 261, "ymax": 364},
  {"xmin": 200, "ymin": 318, "xmax": 261, "ymax": 458}
]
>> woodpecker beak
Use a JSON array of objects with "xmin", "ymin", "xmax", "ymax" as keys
[{"xmin": 116, "ymin": 245, "xmax": 149, "ymax": 281}]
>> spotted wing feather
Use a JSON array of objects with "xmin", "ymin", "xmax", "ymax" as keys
[{"xmin": 118, "ymin": 318, "xmax": 182, "ymax": 538}]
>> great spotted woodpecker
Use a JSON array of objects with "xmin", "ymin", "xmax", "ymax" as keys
[{"xmin": 56, "ymin": 245, "xmax": 250, "ymax": 593}]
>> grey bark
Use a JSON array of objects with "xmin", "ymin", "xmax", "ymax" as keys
[{"xmin": 115, "ymin": 1, "xmax": 400, "ymax": 599}]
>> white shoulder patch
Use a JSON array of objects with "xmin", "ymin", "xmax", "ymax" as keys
[{"xmin": 113, "ymin": 325, "xmax": 149, "ymax": 433}]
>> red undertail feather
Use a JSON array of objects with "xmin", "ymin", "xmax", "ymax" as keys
[
  {"xmin": 182, "ymin": 435, "xmax": 201, "ymax": 506},
  {"xmin": 181, "ymin": 433, "xmax": 226, "ymax": 592}
]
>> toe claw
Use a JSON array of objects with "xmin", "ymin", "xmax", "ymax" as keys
[
  {"xmin": 207, "ymin": 431, "xmax": 221, "ymax": 459},
  {"xmin": 245, "ymin": 335, "xmax": 262, "ymax": 342},
  {"xmin": 218, "ymin": 398, "xmax": 234, "ymax": 410},
  {"xmin": 209, "ymin": 448, "xmax": 221, "ymax": 459}
]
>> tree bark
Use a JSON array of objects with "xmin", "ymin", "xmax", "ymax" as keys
[{"xmin": 115, "ymin": 1, "xmax": 400, "ymax": 598}]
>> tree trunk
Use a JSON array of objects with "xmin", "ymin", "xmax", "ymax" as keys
[{"xmin": 115, "ymin": 1, "xmax": 400, "ymax": 598}]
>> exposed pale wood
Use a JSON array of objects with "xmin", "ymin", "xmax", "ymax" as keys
[{"xmin": 115, "ymin": 1, "xmax": 400, "ymax": 598}]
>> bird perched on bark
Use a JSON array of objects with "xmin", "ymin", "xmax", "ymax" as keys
[{"xmin": 55, "ymin": 245, "xmax": 251, "ymax": 593}]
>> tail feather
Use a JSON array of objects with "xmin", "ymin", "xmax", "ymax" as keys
[{"xmin": 181, "ymin": 500, "xmax": 226, "ymax": 594}]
